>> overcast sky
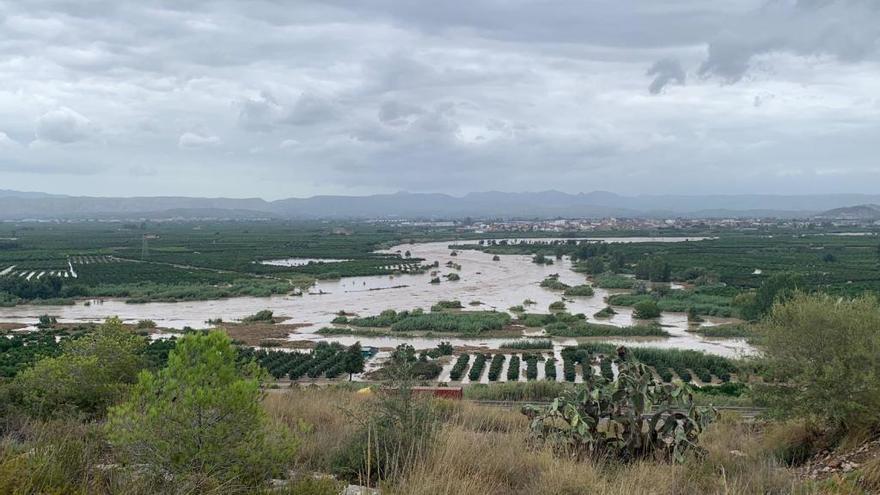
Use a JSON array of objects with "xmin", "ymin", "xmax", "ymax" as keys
[{"xmin": 0, "ymin": 0, "xmax": 878, "ymax": 199}]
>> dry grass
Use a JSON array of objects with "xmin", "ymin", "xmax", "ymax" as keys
[
  {"xmin": 263, "ymin": 388, "xmax": 812, "ymax": 495},
  {"xmin": 263, "ymin": 386, "xmax": 367, "ymax": 470}
]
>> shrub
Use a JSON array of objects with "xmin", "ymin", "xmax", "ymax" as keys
[
  {"xmin": 593, "ymin": 306, "xmax": 616, "ymax": 318},
  {"xmin": 758, "ymin": 293, "xmax": 880, "ymax": 431},
  {"xmin": 540, "ymin": 275, "xmax": 569, "ymax": 290},
  {"xmin": 107, "ymin": 331, "xmax": 295, "ymax": 488},
  {"xmin": 548, "ymin": 301, "xmax": 566, "ymax": 311},
  {"xmin": 431, "ymin": 300, "xmax": 463, "ymax": 311},
  {"xmin": 11, "ymin": 317, "xmax": 146, "ymax": 419},
  {"xmin": 633, "ymin": 300, "xmax": 661, "ymax": 319},
  {"xmin": 563, "ymin": 284, "xmax": 594, "ymax": 297},
  {"xmin": 242, "ymin": 310, "xmax": 274, "ymax": 323}
]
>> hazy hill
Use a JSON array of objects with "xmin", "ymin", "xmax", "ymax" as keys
[
  {"xmin": 3, "ymin": 190, "xmax": 880, "ymax": 220},
  {"xmin": 815, "ymin": 204, "xmax": 880, "ymax": 220}
]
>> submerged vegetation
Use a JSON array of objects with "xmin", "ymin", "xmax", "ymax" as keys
[{"xmin": 348, "ymin": 308, "xmax": 512, "ymax": 335}]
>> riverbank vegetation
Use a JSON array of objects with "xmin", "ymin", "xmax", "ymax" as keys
[{"xmin": 347, "ymin": 308, "xmax": 513, "ymax": 335}]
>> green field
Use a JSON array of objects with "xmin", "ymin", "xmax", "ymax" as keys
[{"xmin": 0, "ymin": 222, "xmax": 451, "ymax": 304}]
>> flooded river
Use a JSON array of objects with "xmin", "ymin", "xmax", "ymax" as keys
[{"xmin": 0, "ymin": 239, "xmax": 754, "ymax": 361}]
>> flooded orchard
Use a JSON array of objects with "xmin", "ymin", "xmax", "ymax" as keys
[{"xmin": 0, "ymin": 238, "xmax": 754, "ymax": 382}]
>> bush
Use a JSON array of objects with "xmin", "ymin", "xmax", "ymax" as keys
[
  {"xmin": 242, "ymin": 310, "xmax": 275, "ymax": 323},
  {"xmin": 758, "ymin": 293, "xmax": 880, "ymax": 431},
  {"xmin": 548, "ymin": 301, "xmax": 566, "ymax": 311},
  {"xmin": 593, "ymin": 306, "xmax": 616, "ymax": 318},
  {"xmin": 431, "ymin": 300, "xmax": 463, "ymax": 311},
  {"xmin": 563, "ymin": 284, "xmax": 594, "ymax": 297},
  {"xmin": 11, "ymin": 317, "xmax": 146, "ymax": 419},
  {"xmin": 633, "ymin": 300, "xmax": 661, "ymax": 319},
  {"xmin": 107, "ymin": 331, "xmax": 295, "ymax": 488}
]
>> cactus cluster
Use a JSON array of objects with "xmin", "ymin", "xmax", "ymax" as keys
[{"xmin": 524, "ymin": 347, "xmax": 715, "ymax": 463}]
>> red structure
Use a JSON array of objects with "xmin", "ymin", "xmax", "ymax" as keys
[{"xmin": 411, "ymin": 386, "xmax": 463, "ymax": 400}]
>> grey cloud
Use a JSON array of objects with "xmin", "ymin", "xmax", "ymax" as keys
[
  {"xmin": 34, "ymin": 107, "xmax": 93, "ymax": 143},
  {"xmin": 378, "ymin": 101, "xmax": 423, "ymax": 126},
  {"xmin": 646, "ymin": 58, "xmax": 686, "ymax": 94},
  {"xmin": 0, "ymin": 0, "xmax": 879, "ymax": 198},
  {"xmin": 283, "ymin": 93, "xmax": 340, "ymax": 126},
  {"xmin": 699, "ymin": 0, "xmax": 880, "ymax": 82}
]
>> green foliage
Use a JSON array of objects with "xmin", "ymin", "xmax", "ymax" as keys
[
  {"xmin": 242, "ymin": 309, "xmax": 275, "ymax": 323},
  {"xmin": 487, "ymin": 354, "xmax": 505, "ymax": 381},
  {"xmin": 634, "ymin": 256, "xmax": 671, "ymax": 282},
  {"xmin": 540, "ymin": 275, "xmax": 569, "ymax": 290},
  {"xmin": 695, "ymin": 323, "xmax": 757, "ymax": 338},
  {"xmin": 544, "ymin": 358, "xmax": 557, "ymax": 381},
  {"xmin": 735, "ymin": 272, "xmax": 803, "ymax": 321},
  {"xmin": 548, "ymin": 300, "xmax": 566, "ymax": 311},
  {"xmin": 431, "ymin": 300, "xmax": 463, "ymax": 311},
  {"xmin": 544, "ymin": 321, "xmax": 668, "ymax": 338},
  {"xmin": 343, "ymin": 342, "xmax": 365, "ymax": 379},
  {"xmin": 524, "ymin": 354, "xmax": 541, "ymax": 380},
  {"xmin": 633, "ymin": 300, "xmax": 661, "ymax": 319},
  {"xmin": 11, "ymin": 317, "xmax": 146, "ymax": 419},
  {"xmin": 350, "ymin": 309, "xmax": 511, "ymax": 335},
  {"xmin": 592, "ymin": 273, "xmax": 634, "ymax": 289},
  {"xmin": 758, "ymin": 293, "xmax": 880, "ymax": 431},
  {"xmin": 563, "ymin": 284, "xmax": 595, "ymax": 297},
  {"xmin": 506, "ymin": 355, "xmax": 521, "ymax": 381},
  {"xmin": 607, "ymin": 286, "xmax": 736, "ymax": 317},
  {"xmin": 499, "ymin": 339, "xmax": 553, "ymax": 350},
  {"xmin": 0, "ymin": 330, "xmax": 67, "ymax": 378},
  {"xmin": 576, "ymin": 343, "xmax": 738, "ymax": 385},
  {"xmin": 593, "ymin": 306, "xmax": 617, "ymax": 318},
  {"xmin": 106, "ymin": 331, "xmax": 295, "ymax": 488},
  {"xmin": 468, "ymin": 354, "xmax": 488, "ymax": 381},
  {"xmin": 525, "ymin": 350, "xmax": 715, "ymax": 463},
  {"xmin": 532, "ymin": 254, "xmax": 553, "ymax": 265},
  {"xmin": 449, "ymin": 354, "xmax": 470, "ymax": 381}
]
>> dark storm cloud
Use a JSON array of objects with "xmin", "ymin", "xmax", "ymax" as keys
[
  {"xmin": 646, "ymin": 59, "xmax": 686, "ymax": 94},
  {"xmin": 0, "ymin": 0, "xmax": 878, "ymax": 197}
]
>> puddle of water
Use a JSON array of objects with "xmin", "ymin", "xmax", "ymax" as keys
[{"xmin": 0, "ymin": 238, "xmax": 753, "ymax": 358}]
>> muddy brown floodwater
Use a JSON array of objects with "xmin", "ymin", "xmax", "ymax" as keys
[{"xmin": 0, "ymin": 238, "xmax": 755, "ymax": 379}]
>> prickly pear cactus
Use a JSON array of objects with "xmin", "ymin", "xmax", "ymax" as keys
[{"xmin": 524, "ymin": 346, "xmax": 715, "ymax": 463}]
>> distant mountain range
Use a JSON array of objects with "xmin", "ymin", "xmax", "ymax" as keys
[{"xmin": 2, "ymin": 189, "xmax": 880, "ymax": 221}]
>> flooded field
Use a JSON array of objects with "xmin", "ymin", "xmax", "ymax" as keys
[{"xmin": 0, "ymin": 239, "xmax": 755, "ymax": 367}]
